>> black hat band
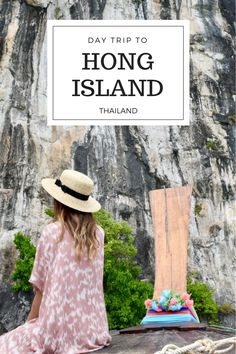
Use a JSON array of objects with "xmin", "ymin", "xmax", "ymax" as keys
[{"xmin": 55, "ymin": 179, "xmax": 89, "ymax": 201}]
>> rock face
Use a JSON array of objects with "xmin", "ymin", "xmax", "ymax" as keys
[
  {"xmin": 0, "ymin": 0, "xmax": 235, "ymax": 330},
  {"xmin": 0, "ymin": 283, "xmax": 34, "ymax": 335}
]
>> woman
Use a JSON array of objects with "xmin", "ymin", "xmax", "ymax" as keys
[{"xmin": 0, "ymin": 170, "xmax": 111, "ymax": 353}]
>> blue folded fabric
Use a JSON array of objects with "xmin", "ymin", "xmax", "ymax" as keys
[
  {"xmin": 141, "ymin": 313, "xmax": 198, "ymax": 324},
  {"xmin": 141, "ymin": 307, "xmax": 199, "ymax": 325}
]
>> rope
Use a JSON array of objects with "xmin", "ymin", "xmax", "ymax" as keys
[{"xmin": 154, "ymin": 337, "xmax": 236, "ymax": 354}]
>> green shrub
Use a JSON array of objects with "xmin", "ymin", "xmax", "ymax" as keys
[
  {"xmin": 95, "ymin": 209, "xmax": 153, "ymax": 329},
  {"xmin": 44, "ymin": 208, "xmax": 55, "ymax": 218},
  {"xmin": 228, "ymin": 115, "xmax": 236, "ymax": 123},
  {"xmin": 194, "ymin": 204, "xmax": 202, "ymax": 216},
  {"xmin": 11, "ymin": 209, "xmax": 153, "ymax": 329},
  {"xmin": 11, "ymin": 232, "xmax": 36, "ymax": 292},
  {"xmin": 218, "ymin": 303, "xmax": 235, "ymax": 316},
  {"xmin": 206, "ymin": 138, "xmax": 224, "ymax": 151},
  {"xmin": 54, "ymin": 7, "xmax": 62, "ymax": 20},
  {"xmin": 187, "ymin": 276, "xmax": 219, "ymax": 324}
]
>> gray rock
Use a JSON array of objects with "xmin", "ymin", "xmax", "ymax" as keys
[{"xmin": 0, "ymin": 283, "xmax": 34, "ymax": 334}]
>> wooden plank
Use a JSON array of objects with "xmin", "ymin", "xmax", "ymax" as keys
[
  {"xmin": 179, "ymin": 323, "xmax": 207, "ymax": 330},
  {"xmin": 149, "ymin": 186, "xmax": 192, "ymax": 298},
  {"xmin": 119, "ymin": 322, "xmax": 207, "ymax": 334},
  {"xmin": 119, "ymin": 325, "xmax": 147, "ymax": 334},
  {"xmin": 99, "ymin": 330, "xmax": 235, "ymax": 354}
]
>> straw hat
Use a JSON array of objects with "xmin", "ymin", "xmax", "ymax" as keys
[{"xmin": 41, "ymin": 170, "xmax": 101, "ymax": 213}]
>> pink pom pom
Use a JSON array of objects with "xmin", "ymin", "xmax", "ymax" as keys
[
  {"xmin": 182, "ymin": 293, "xmax": 191, "ymax": 301},
  {"xmin": 185, "ymin": 299, "xmax": 194, "ymax": 308},
  {"xmin": 144, "ymin": 299, "xmax": 152, "ymax": 308},
  {"xmin": 156, "ymin": 307, "xmax": 162, "ymax": 312},
  {"xmin": 170, "ymin": 297, "xmax": 178, "ymax": 305}
]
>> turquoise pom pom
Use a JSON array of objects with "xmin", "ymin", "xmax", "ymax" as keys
[{"xmin": 162, "ymin": 289, "xmax": 171, "ymax": 298}]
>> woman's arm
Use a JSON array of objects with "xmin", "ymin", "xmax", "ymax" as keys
[{"xmin": 27, "ymin": 287, "xmax": 43, "ymax": 321}]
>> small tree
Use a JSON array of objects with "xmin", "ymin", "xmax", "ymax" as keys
[
  {"xmin": 187, "ymin": 276, "xmax": 219, "ymax": 324},
  {"xmin": 11, "ymin": 232, "xmax": 36, "ymax": 292},
  {"xmin": 95, "ymin": 209, "xmax": 153, "ymax": 329}
]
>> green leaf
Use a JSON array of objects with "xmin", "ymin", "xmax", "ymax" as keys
[
  {"xmin": 187, "ymin": 276, "xmax": 219, "ymax": 324},
  {"xmin": 94, "ymin": 209, "xmax": 153, "ymax": 329},
  {"xmin": 44, "ymin": 208, "xmax": 54, "ymax": 218},
  {"xmin": 11, "ymin": 232, "xmax": 36, "ymax": 293}
]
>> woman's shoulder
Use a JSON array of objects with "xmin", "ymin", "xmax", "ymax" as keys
[
  {"xmin": 41, "ymin": 222, "xmax": 104, "ymax": 241},
  {"xmin": 41, "ymin": 221, "xmax": 61, "ymax": 240},
  {"xmin": 96, "ymin": 224, "xmax": 105, "ymax": 237}
]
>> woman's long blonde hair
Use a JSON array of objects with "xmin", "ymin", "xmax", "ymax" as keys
[{"xmin": 53, "ymin": 199, "xmax": 100, "ymax": 261}]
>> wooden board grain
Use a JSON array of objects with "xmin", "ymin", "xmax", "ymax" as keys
[
  {"xmin": 119, "ymin": 322, "xmax": 207, "ymax": 334},
  {"xmin": 99, "ymin": 329, "xmax": 235, "ymax": 354},
  {"xmin": 149, "ymin": 186, "xmax": 192, "ymax": 299}
]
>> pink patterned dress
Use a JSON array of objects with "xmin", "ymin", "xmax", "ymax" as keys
[{"xmin": 0, "ymin": 222, "xmax": 111, "ymax": 354}]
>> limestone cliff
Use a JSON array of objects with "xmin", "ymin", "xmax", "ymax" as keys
[{"xmin": 0, "ymin": 0, "xmax": 235, "ymax": 330}]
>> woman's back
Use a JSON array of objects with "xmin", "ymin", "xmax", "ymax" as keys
[
  {"xmin": 28, "ymin": 221, "xmax": 111, "ymax": 353},
  {"xmin": 0, "ymin": 170, "xmax": 111, "ymax": 354}
]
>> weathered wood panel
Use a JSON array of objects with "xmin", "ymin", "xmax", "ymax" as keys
[
  {"xmin": 119, "ymin": 322, "xmax": 207, "ymax": 334},
  {"xmin": 99, "ymin": 330, "xmax": 235, "ymax": 354},
  {"xmin": 149, "ymin": 186, "xmax": 192, "ymax": 298}
]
